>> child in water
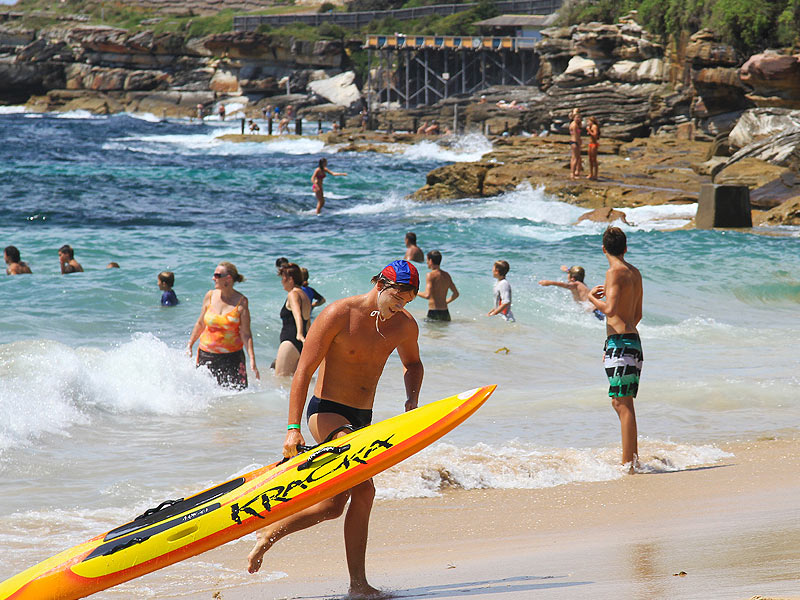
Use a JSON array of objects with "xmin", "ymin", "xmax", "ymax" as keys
[
  {"xmin": 158, "ymin": 271, "xmax": 179, "ymax": 306},
  {"xmin": 539, "ymin": 265, "xmax": 604, "ymax": 320},
  {"xmin": 488, "ymin": 260, "xmax": 514, "ymax": 322}
]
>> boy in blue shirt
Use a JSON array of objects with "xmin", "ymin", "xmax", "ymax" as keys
[{"xmin": 158, "ymin": 271, "xmax": 179, "ymax": 306}]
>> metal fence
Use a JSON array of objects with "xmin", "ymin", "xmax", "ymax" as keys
[{"xmin": 234, "ymin": 0, "xmax": 562, "ymax": 31}]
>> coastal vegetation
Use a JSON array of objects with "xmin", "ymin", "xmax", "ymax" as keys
[
  {"xmin": 562, "ymin": 0, "xmax": 800, "ymax": 54},
  {"xmin": 6, "ymin": 0, "xmax": 799, "ymax": 56}
]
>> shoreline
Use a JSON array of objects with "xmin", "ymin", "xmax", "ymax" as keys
[{"xmin": 152, "ymin": 437, "xmax": 800, "ymax": 600}]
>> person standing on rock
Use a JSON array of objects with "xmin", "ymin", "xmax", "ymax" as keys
[
  {"xmin": 218, "ymin": 104, "xmax": 226, "ymax": 121},
  {"xmin": 569, "ymin": 108, "xmax": 583, "ymax": 179},
  {"xmin": 586, "ymin": 116, "xmax": 601, "ymax": 180},
  {"xmin": 312, "ymin": 158, "xmax": 347, "ymax": 215}
]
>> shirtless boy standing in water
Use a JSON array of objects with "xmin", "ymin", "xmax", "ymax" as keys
[
  {"xmin": 417, "ymin": 250, "xmax": 459, "ymax": 321},
  {"xmin": 247, "ymin": 260, "xmax": 423, "ymax": 598},
  {"xmin": 587, "ymin": 227, "xmax": 643, "ymax": 471}
]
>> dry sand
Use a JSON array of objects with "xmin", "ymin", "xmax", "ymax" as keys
[{"xmin": 165, "ymin": 438, "xmax": 799, "ymax": 600}]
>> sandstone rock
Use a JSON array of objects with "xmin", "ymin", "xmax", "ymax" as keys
[
  {"xmin": 575, "ymin": 206, "xmax": 631, "ymax": 225},
  {"xmin": 124, "ymin": 69, "xmax": 169, "ymax": 91},
  {"xmin": 519, "ymin": 81, "xmax": 654, "ymax": 141},
  {"xmin": 60, "ymin": 93, "xmax": 124, "ymax": 115},
  {"xmin": 561, "ymin": 55, "xmax": 599, "ymax": 79},
  {"xmin": 83, "ymin": 67, "xmax": 127, "ymax": 91},
  {"xmin": 307, "ymin": 70, "xmax": 361, "ymax": 109},
  {"xmin": 714, "ymin": 156, "xmax": 793, "ymax": 189},
  {"xmin": 209, "ymin": 69, "xmax": 239, "ymax": 93},
  {"xmin": 715, "ymin": 129, "xmax": 800, "ymax": 180},
  {"xmin": 0, "ymin": 25, "xmax": 35, "ymax": 48},
  {"xmin": 297, "ymin": 102, "xmax": 345, "ymax": 119},
  {"xmin": 728, "ymin": 108, "xmax": 800, "ymax": 150},
  {"xmin": 573, "ymin": 23, "xmax": 622, "ymax": 60},
  {"xmin": 761, "ymin": 196, "xmax": 800, "ymax": 225},
  {"xmin": 749, "ymin": 170, "xmax": 800, "ymax": 209},
  {"xmin": 685, "ymin": 29, "xmax": 740, "ymax": 68},
  {"xmin": 691, "ymin": 66, "xmax": 747, "ymax": 116},
  {"xmin": 65, "ymin": 63, "xmax": 90, "ymax": 89},
  {"xmin": 16, "ymin": 37, "xmax": 73, "ymax": 62},
  {"xmin": 740, "ymin": 51, "xmax": 800, "ymax": 109},
  {"xmin": 170, "ymin": 67, "xmax": 214, "ymax": 91},
  {"xmin": 177, "ymin": 91, "xmax": 215, "ymax": 109},
  {"xmin": 0, "ymin": 59, "xmax": 65, "ymax": 103},
  {"xmin": 411, "ymin": 162, "xmax": 495, "ymax": 201}
]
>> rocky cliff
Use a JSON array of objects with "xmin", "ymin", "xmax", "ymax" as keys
[{"xmin": 0, "ymin": 24, "xmax": 360, "ymax": 116}]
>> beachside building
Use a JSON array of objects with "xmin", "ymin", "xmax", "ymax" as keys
[
  {"xmin": 364, "ymin": 12, "xmax": 558, "ymax": 108},
  {"xmin": 473, "ymin": 14, "xmax": 557, "ymax": 42}
]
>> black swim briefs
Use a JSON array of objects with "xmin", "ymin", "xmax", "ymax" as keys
[
  {"xmin": 306, "ymin": 395, "xmax": 373, "ymax": 429},
  {"xmin": 426, "ymin": 309, "xmax": 451, "ymax": 322}
]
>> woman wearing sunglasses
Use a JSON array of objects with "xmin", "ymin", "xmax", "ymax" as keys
[{"xmin": 187, "ymin": 262, "xmax": 260, "ymax": 389}]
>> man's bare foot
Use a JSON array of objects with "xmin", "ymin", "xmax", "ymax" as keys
[
  {"xmin": 347, "ymin": 581, "xmax": 388, "ymax": 599},
  {"xmin": 246, "ymin": 532, "xmax": 275, "ymax": 573}
]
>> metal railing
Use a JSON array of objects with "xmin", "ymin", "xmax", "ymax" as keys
[{"xmin": 234, "ymin": 0, "xmax": 562, "ymax": 31}]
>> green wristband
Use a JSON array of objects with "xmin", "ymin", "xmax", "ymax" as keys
[{"xmin": 287, "ymin": 424, "xmax": 301, "ymax": 431}]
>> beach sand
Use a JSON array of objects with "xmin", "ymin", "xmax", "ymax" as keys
[{"xmin": 164, "ymin": 438, "xmax": 799, "ymax": 600}]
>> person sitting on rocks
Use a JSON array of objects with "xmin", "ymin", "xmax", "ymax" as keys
[
  {"xmin": 416, "ymin": 121, "xmax": 428, "ymax": 135},
  {"xmin": 424, "ymin": 121, "xmax": 440, "ymax": 135}
]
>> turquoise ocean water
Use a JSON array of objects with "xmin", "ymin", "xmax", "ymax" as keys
[{"xmin": 1, "ymin": 106, "xmax": 799, "ymax": 595}]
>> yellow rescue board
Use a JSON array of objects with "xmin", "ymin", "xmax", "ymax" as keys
[{"xmin": 0, "ymin": 385, "xmax": 495, "ymax": 600}]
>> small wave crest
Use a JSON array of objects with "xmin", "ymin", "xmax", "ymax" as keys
[
  {"xmin": 402, "ymin": 133, "xmax": 492, "ymax": 162},
  {"xmin": 0, "ymin": 106, "xmax": 27, "ymax": 115},
  {"xmin": 54, "ymin": 110, "xmax": 107, "ymax": 120},
  {"xmin": 0, "ymin": 334, "xmax": 220, "ymax": 451},
  {"xmin": 373, "ymin": 439, "xmax": 732, "ymax": 499}
]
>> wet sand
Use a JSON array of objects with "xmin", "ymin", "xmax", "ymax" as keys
[{"xmin": 166, "ymin": 438, "xmax": 799, "ymax": 600}]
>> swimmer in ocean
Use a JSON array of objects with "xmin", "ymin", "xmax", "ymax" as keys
[
  {"xmin": 539, "ymin": 265, "xmax": 604, "ymax": 320},
  {"xmin": 311, "ymin": 158, "xmax": 346, "ymax": 215}
]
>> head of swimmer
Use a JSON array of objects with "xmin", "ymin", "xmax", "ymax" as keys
[
  {"xmin": 213, "ymin": 262, "xmax": 244, "ymax": 287},
  {"xmin": 278, "ymin": 263, "xmax": 303, "ymax": 290},
  {"xmin": 567, "ymin": 265, "xmax": 585, "ymax": 282},
  {"xmin": 370, "ymin": 275, "xmax": 417, "ymax": 320}
]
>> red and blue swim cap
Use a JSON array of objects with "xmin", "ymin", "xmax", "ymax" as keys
[{"xmin": 379, "ymin": 260, "xmax": 419, "ymax": 292}]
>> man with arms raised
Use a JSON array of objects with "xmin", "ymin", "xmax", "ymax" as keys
[
  {"xmin": 418, "ymin": 250, "xmax": 459, "ymax": 321},
  {"xmin": 247, "ymin": 260, "xmax": 424, "ymax": 598},
  {"xmin": 588, "ymin": 227, "xmax": 643, "ymax": 472}
]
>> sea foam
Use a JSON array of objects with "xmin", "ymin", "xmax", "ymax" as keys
[
  {"xmin": 373, "ymin": 439, "xmax": 733, "ymax": 499},
  {"xmin": 402, "ymin": 133, "xmax": 492, "ymax": 162},
  {"xmin": 0, "ymin": 334, "xmax": 220, "ymax": 452}
]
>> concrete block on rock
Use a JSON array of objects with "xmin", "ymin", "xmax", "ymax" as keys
[{"xmin": 696, "ymin": 184, "xmax": 752, "ymax": 228}]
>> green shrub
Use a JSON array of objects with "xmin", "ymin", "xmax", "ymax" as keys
[
  {"xmin": 776, "ymin": 0, "xmax": 800, "ymax": 47},
  {"xmin": 318, "ymin": 22, "xmax": 347, "ymax": 39},
  {"xmin": 560, "ymin": 0, "xmax": 799, "ymax": 54}
]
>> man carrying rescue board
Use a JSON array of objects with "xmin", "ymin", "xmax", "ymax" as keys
[{"xmin": 247, "ymin": 259, "xmax": 424, "ymax": 598}]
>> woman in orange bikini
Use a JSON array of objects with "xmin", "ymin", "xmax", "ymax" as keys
[
  {"xmin": 311, "ymin": 158, "xmax": 346, "ymax": 215},
  {"xmin": 187, "ymin": 261, "xmax": 260, "ymax": 389},
  {"xmin": 586, "ymin": 116, "xmax": 600, "ymax": 181}
]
